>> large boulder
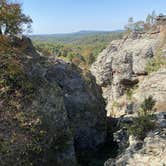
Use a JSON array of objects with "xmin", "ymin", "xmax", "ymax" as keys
[
  {"xmin": 46, "ymin": 60, "xmax": 106, "ymax": 153},
  {"xmin": 0, "ymin": 37, "xmax": 77, "ymax": 166}
]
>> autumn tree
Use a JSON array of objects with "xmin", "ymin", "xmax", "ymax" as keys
[{"xmin": 0, "ymin": 0, "xmax": 32, "ymax": 35}]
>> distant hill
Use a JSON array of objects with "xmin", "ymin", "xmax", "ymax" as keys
[{"xmin": 29, "ymin": 30, "xmax": 124, "ymax": 44}]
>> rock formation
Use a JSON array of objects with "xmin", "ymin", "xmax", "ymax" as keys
[
  {"xmin": 46, "ymin": 60, "xmax": 106, "ymax": 155},
  {"xmin": 105, "ymin": 129, "xmax": 166, "ymax": 166},
  {"xmin": 91, "ymin": 25, "xmax": 166, "ymax": 165},
  {"xmin": 91, "ymin": 30, "xmax": 164, "ymax": 117},
  {"xmin": 0, "ymin": 36, "xmax": 106, "ymax": 165}
]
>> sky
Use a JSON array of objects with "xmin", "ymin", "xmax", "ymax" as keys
[{"xmin": 21, "ymin": 0, "xmax": 166, "ymax": 34}]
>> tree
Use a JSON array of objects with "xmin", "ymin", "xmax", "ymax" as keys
[
  {"xmin": 133, "ymin": 21, "xmax": 145, "ymax": 32},
  {"xmin": 151, "ymin": 10, "xmax": 156, "ymax": 24},
  {"xmin": 124, "ymin": 17, "xmax": 134, "ymax": 31},
  {"xmin": 146, "ymin": 14, "xmax": 152, "ymax": 24},
  {"xmin": 0, "ymin": 0, "xmax": 32, "ymax": 35},
  {"xmin": 146, "ymin": 10, "xmax": 156, "ymax": 25}
]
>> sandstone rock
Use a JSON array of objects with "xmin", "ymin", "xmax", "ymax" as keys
[
  {"xmin": 155, "ymin": 112, "xmax": 166, "ymax": 128},
  {"xmin": 127, "ymin": 129, "xmax": 166, "ymax": 166}
]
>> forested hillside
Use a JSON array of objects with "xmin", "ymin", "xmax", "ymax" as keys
[{"xmin": 30, "ymin": 31, "xmax": 124, "ymax": 67}]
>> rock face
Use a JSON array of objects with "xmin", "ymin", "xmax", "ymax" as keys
[
  {"xmin": 46, "ymin": 60, "xmax": 106, "ymax": 153},
  {"xmin": 134, "ymin": 69, "xmax": 166, "ymax": 112},
  {"xmin": 104, "ymin": 129, "xmax": 166, "ymax": 166},
  {"xmin": 91, "ymin": 32, "xmax": 162, "ymax": 117},
  {"xmin": 91, "ymin": 29, "xmax": 166, "ymax": 166},
  {"xmin": 0, "ymin": 36, "xmax": 77, "ymax": 166},
  {"xmin": 27, "ymin": 83, "xmax": 77, "ymax": 166},
  {"xmin": 0, "ymin": 36, "xmax": 106, "ymax": 165}
]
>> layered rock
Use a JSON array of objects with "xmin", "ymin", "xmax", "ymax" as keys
[{"xmin": 91, "ymin": 32, "xmax": 162, "ymax": 117}]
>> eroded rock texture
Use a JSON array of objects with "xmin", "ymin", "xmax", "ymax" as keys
[
  {"xmin": 0, "ymin": 36, "xmax": 106, "ymax": 166},
  {"xmin": 91, "ymin": 32, "xmax": 164, "ymax": 117}
]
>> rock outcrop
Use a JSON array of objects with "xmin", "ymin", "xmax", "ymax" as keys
[
  {"xmin": 104, "ymin": 129, "xmax": 166, "ymax": 166},
  {"xmin": 91, "ymin": 31, "xmax": 164, "ymax": 117},
  {"xmin": 91, "ymin": 28, "xmax": 166, "ymax": 165},
  {"xmin": 133, "ymin": 69, "xmax": 166, "ymax": 111},
  {"xmin": 0, "ymin": 36, "xmax": 106, "ymax": 165},
  {"xmin": 0, "ymin": 36, "xmax": 77, "ymax": 166},
  {"xmin": 46, "ymin": 60, "xmax": 106, "ymax": 154}
]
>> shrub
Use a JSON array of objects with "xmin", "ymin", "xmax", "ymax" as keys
[
  {"xmin": 126, "ymin": 89, "xmax": 133, "ymax": 100},
  {"xmin": 127, "ymin": 115, "xmax": 156, "ymax": 140},
  {"xmin": 146, "ymin": 53, "xmax": 166, "ymax": 74},
  {"xmin": 126, "ymin": 96, "xmax": 156, "ymax": 140},
  {"xmin": 140, "ymin": 95, "xmax": 156, "ymax": 116}
]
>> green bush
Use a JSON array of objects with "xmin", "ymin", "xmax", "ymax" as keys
[
  {"xmin": 140, "ymin": 96, "xmax": 156, "ymax": 116},
  {"xmin": 126, "ymin": 96, "xmax": 156, "ymax": 140},
  {"xmin": 127, "ymin": 115, "xmax": 156, "ymax": 140},
  {"xmin": 146, "ymin": 55, "xmax": 166, "ymax": 73}
]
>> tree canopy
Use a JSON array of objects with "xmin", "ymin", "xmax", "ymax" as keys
[
  {"xmin": 0, "ymin": 0, "xmax": 32, "ymax": 35},
  {"xmin": 124, "ymin": 11, "xmax": 158, "ymax": 33}
]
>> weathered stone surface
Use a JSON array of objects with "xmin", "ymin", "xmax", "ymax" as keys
[
  {"xmin": 0, "ymin": 36, "xmax": 106, "ymax": 165},
  {"xmin": 46, "ymin": 60, "xmax": 106, "ymax": 152},
  {"xmin": 91, "ymin": 32, "xmax": 162, "ymax": 117},
  {"xmin": 28, "ymin": 83, "xmax": 77, "ymax": 166},
  {"xmin": 113, "ymin": 128, "xmax": 129, "ymax": 151},
  {"xmin": 134, "ymin": 69, "xmax": 166, "ymax": 110},
  {"xmin": 91, "ymin": 29, "xmax": 166, "ymax": 165},
  {"xmin": 104, "ymin": 129, "xmax": 166, "ymax": 166},
  {"xmin": 0, "ymin": 36, "xmax": 78, "ymax": 166}
]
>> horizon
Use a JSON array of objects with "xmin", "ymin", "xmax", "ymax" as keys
[
  {"xmin": 29, "ymin": 29, "xmax": 123, "ymax": 36},
  {"xmin": 22, "ymin": 0, "xmax": 166, "ymax": 34}
]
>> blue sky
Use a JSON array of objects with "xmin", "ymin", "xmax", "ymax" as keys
[{"xmin": 22, "ymin": 0, "xmax": 166, "ymax": 34}]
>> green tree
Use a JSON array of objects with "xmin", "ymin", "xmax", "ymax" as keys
[
  {"xmin": 146, "ymin": 14, "xmax": 152, "ymax": 24},
  {"xmin": 86, "ymin": 53, "xmax": 95, "ymax": 65},
  {"xmin": 133, "ymin": 21, "xmax": 145, "ymax": 32},
  {"xmin": 151, "ymin": 10, "xmax": 156, "ymax": 24},
  {"xmin": 0, "ymin": 0, "xmax": 32, "ymax": 35},
  {"xmin": 146, "ymin": 10, "xmax": 156, "ymax": 25},
  {"xmin": 124, "ymin": 17, "xmax": 134, "ymax": 31}
]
